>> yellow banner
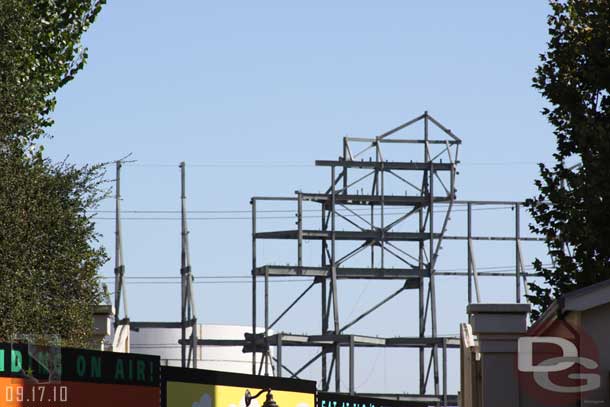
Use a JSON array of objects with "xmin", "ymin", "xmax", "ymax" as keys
[{"xmin": 167, "ymin": 381, "xmax": 315, "ymax": 407}]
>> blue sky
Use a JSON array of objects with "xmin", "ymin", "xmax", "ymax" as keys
[{"xmin": 44, "ymin": 1, "xmax": 555, "ymax": 395}]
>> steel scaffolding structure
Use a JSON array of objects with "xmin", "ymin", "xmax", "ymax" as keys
[
  {"xmin": 191, "ymin": 112, "xmax": 543, "ymax": 405},
  {"xmin": 105, "ymin": 112, "xmax": 543, "ymax": 406},
  {"xmin": 253, "ymin": 111, "xmax": 460, "ymax": 397}
]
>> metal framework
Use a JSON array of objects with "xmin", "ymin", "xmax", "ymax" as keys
[
  {"xmin": 255, "ymin": 112, "xmax": 459, "ymax": 403},
  {"xmin": 116, "ymin": 161, "xmax": 198, "ymax": 367},
  {"xmin": 194, "ymin": 112, "xmax": 543, "ymax": 406},
  {"xmin": 107, "ymin": 113, "xmax": 545, "ymax": 406},
  {"xmin": 180, "ymin": 162, "xmax": 198, "ymax": 368},
  {"xmin": 114, "ymin": 160, "xmax": 129, "ymax": 329},
  {"xmin": 113, "ymin": 159, "xmax": 131, "ymax": 353}
]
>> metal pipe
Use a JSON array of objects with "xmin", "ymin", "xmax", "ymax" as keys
[
  {"xmin": 426, "ymin": 116, "xmax": 440, "ymax": 398},
  {"xmin": 349, "ymin": 335, "xmax": 355, "ymax": 395},
  {"xmin": 443, "ymin": 339, "xmax": 448, "ymax": 407},
  {"xmin": 180, "ymin": 162, "xmax": 186, "ymax": 368},
  {"xmin": 277, "ymin": 335, "xmax": 283, "ymax": 378},
  {"xmin": 298, "ymin": 192, "xmax": 303, "ymax": 267},
  {"xmin": 251, "ymin": 198, "xmax": 257, "ymax": 375},
  {"xmin": 114, "ymin": 160, "xmax": 127, "ymax": 328},
  {"xmin": 264, "ymin": 266, "xmax": 269, "ymax": 375},
  {"xmin": 321, "ymin": 204, "xmax": 328, "ymax": 391},
  {"xmin": 515, "ymin": 203, "xmax": 521, "ymax": 303},
  {"xmin": 467, "ymin": 203, "xmax": 472, "ymax": 304},
  {"xmin": 419, "ymin": 205, "xmax": 425, "ymax": 394},
  {"xmin": 330, "ymin": 165, "xmax": 341, "ymax": 391}
]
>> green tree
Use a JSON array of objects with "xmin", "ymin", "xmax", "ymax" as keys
[
  {"xmin": 527, "ymin": 0, "xmax": 610, "ymax": 320},
  {"xmin": 0, "ymin": 149, "xmax": 108, "ymax": 347},
  {"xmin": 0, "ymin": 0, "xmax": 108, "ymax": 346},
  {"xmin": 0, "ymin": 0, "xmax": 105, "ymax": 143}
]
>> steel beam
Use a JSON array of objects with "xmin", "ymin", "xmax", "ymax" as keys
[
  {"xmin": 254, "ymin": 265, "xmax": 424, "ymax": 279},
  {"xmin": 254, "ymin": 230, "xmax": 441, "ymax": 241},
  {"xmin": 316, "ymin": 160, "xmax": 454, "ymax": 171}
]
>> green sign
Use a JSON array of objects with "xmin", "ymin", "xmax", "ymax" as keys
[{"xmin": 0, "ymin": 343, "xmax": 159, "ymax": 386}]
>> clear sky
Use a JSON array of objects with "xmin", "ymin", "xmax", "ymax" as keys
[{"xmin": 44, "ymin": 0, "xmax": 555, "ymax": 396}]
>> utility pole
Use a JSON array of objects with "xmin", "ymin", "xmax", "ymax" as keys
[
  {"xmin": 114, "ymin": 160, "xmax": 128, "ymax": 328},
  {"xmin": 180, "ymin": 162, "xmax": 198, "ymax": 368}
]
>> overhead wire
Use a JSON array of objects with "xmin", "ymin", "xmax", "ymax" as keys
[
  {"xmin": 89, "ymin": 205, "xmax": 519, "ymax": 221},
  {"xmin": 101, "ymin": 161, "xmax": 547, "ymax": 168},
  {"xmin": 98, "ymin": 263, "xmax": 551, "ymax": 286}
]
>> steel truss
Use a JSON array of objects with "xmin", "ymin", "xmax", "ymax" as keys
[{"xmin": 195, "ymin": 113, "xmax": 543, "ymax": 406}]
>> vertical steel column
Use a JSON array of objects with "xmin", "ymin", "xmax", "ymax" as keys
[
  {"xmin": 321, "ymin": 278, "xmax": 328, "ymax": 390},
  {"xmin": 421, "ymin": 113, "xmax": 430, "ymax": 396},
  {"xmin": 370, "ymin": 204, "xmax": 375, "ymax": 268},
  {"xmin": 321, "ymin": 204, "xmax": 328, "ymax": 391},
  {"xmin": 180, "ymin": 162, "xmax": 197, "ymax": 368},
  {"xmin": 330, "ymin": 165, "xmax": 341, "ymax": 392},
  {"xmin": 442, "ymin": 339, "xmax": 448, "ymax": 407},
  {"xmin": 380, "ymin": 155, "xmax": 385, "ymax": 269},
  {"xmin": 343, "ymin": 137, "xmax": 348, "ymax": 195},
  {"xmin": 251, "ymin": 198, "xmax": 257, "ymax": 375},
  {"xmin": 426, "ymin": 115, "xmax": 440, "ymax": 397},
  {"xmin": 515, "ymin": 204, "xmax": 521, "ymax": 303},
  {"xmin": 277, "ymin": 334, "xmax": 283, "ymax": 378},
  {"xmin": 418, "ymin": 206, "xmax": 425, "ymax": 394},
  {"xmin": 264, "ymin": 265, "xmax": 269, "ymax": 375},
  {"xmin": 114, "ymin": 160, "xmax": 127, "ymax": 328},
  {"xmin": 180, "ymin": 162, "xmax": 187, "ymax": 368},
  {"xmin": 298, "ymin": 192, "xmax": 303, "ymax": 267},
  {"xmin": 349, "ymin": 335, "xmax": 355, "ymax": 395},
  {"xmin": 467, "ymin": 203, "xmax": 472, "ymax": 304}
]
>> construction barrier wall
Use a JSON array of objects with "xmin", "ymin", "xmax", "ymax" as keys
[
  {"xmin": 0, "ymin": 343, "xmax": 426, "ymax": 407},
  {"xmin": 0, "ymin": 343, "xmax": 161, "ymax": 407},
  {"xmin": 317, "ymin": 392, "xmax": 427, "ymax": 407},
  {"xmin": 162, "ymin": 366, "xmax": 316, "ymax": 407}
]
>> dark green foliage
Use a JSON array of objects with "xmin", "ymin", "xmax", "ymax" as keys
[
  {"xmin": 0, "ymin": 0, "xmax": 105, "ymax": 143},
  {"xmin": 0, "ymin": 0, "xmax": 108, "ymax": 346},
  {"xmin": 0, "ymin": 149, "xmax": 108, "ymax": 347},
  {"xmin": 527, "ymin": 0, "xmax": 610, "ymax": 320}
]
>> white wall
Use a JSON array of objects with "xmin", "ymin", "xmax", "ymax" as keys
[{"xmin": 130, "ymin": 324, "xmax": 273, "ymax": 374}]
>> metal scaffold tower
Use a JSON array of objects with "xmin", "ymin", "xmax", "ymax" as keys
[
  {"xmin": 195, "ymin": 112, "xmax": 542, "ymax": 406},
  {"xmin": 110, "ymin": 113, "xmax": 543, "ymax": 406},
  {"xmin": 252, "ymin": 112, "xmax": 460, "ymax": 403}
]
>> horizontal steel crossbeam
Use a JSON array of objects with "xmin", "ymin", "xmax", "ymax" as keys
[
  {"xmin": 254, "ymin": 265, "xmax": 427, "ymax": 279},
  {"xmin": 300, "ymin": 193, "xmax": 451, "ymax": 206},
  {"xmin": 315, "ymin": 160, "xmax": 455, "ymax": 171},
  {"xmin": 195, "ymin": 334, "xmax": 460, "ymax": 349},
  {"xmin": 254, "ymin": 230, "xmax": 440, "ymax": 241}
]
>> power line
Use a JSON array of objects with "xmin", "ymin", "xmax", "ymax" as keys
[
  {"xmin": 109, "ymin": 161, "xmax": 547, "ymax": 168},
  {"xmin": 101, "ymin": 279, "xmax": 312, "ymax": 285},
  {"xmin": 98, "ymin": 263, "xmax": 551, "ymax": 285},
  {"xmin": 90, "ymin": 205, "xmax": 519, "ymax": 221},
  {"xmin": 90, "ymin": 205, "xmax": 516, "ymax": 215}
]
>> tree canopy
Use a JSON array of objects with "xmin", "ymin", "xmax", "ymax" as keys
[
  {"xmin": 527, "ymin": 0, "xmax": 610, "ymax": 320},
  {"xmin": 0, "ymin": 150, "xmax": 108, "ymax": 346},
  {"xmin": 0, "ymin": 0, "xmax": 105, "ymax": 143},
  {"xmin": 0, "ymin": 0, "xmax": 107, "ymax": 346}
]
